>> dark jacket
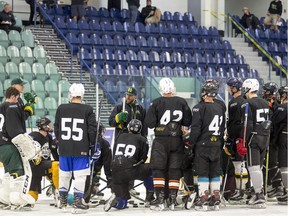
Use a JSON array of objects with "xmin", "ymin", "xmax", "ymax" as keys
[
  {"xmin": 141, "ymin": 5, "xmax": 157, "ymax": 18},
  {"xmin": 268, "ymin": 0, "xmax": 282, "ymax": 15},
  {"xmin": 240, "ymin": 13, "xmax": 259, "ymax": 29},
  {"xmin": 0, "ymin": 10, "xmax": 16, "ymax": 26}
]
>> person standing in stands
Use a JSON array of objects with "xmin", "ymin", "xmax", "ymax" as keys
[
  {"xmin": 0, "ymin": 3, "xmax": 21, "ymax": 33},
  {"xmin": 264, "ymin": 0, "xmax": 283, "ymax": 30},
  {"xmin": 141, "ymin": 0, "xmax": 161, "ymax": 24},
  {"xmin": 127, "ymin": 0, "xmax": 140, "ymax": 24},
  {"xmin": 71, "ymin": 0, "xmax": 86, "ymax": 22}
]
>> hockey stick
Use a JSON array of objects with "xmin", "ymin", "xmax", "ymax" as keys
[
  {"xmin": 265, "ymin": 147, "xmax": 269, "ymax": 199},
  {"xmin": 84, "ymin": 98, "xmax": 103, "ymax": 200},
  {"xmin": 239, "ymin": 103, "xmax": 249, "ymax": 196},
  {"xmin": 180, "ymin": 177, "xmax": 197, "ymax": 209},
  {"xmin": 220, "ymin": 156, "xmax": 231, "ymax": 207}
]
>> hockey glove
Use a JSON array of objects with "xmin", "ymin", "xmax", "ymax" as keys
[
  {"xmin": 236, "ymin": 138, "xmax": 247, "ymax": 157},
  {"xmin": 223, "ymin": 138, "xmax": 235, "ymax": 157},
  {"xmin": 115, "ymin": 111, "xmax": 128, "ymax": 124},
  {"xmin": 106, "ymin": 176, "xmax": 112, "ymax": 188},
  {"xmin": 24, "ymin": 102, "xmax": 35, "ymax": 116},
  {"xmin": 92, "ymin": 144, "xmax": 101, "ymax": 162},
  {"xmin": 24, "ymin": 92, "xmax": 36, "ymax": 104},
  {"xmin": 183, "ymin": 133, "xmax": 193, "ymax": 159}
]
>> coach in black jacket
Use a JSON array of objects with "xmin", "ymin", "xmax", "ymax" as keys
[{"xmin": 0, "ymin": 3, "xmax": 21, "ymax": 33}]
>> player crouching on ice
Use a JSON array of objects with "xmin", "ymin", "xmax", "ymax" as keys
[
  {"xmin": 28, "ymin": 117, "xmax": 59, "ymax": 205},
  {"xmin": 189, "ymin": 81, "xmax": 226, "ymax": 211},
  {"xmin": 104, "ymin": 119, "xmax": 154, "ymax": 212},
  {"xmin": 0, "ymin": 87, "xmax": 41, "ymax": 209}
]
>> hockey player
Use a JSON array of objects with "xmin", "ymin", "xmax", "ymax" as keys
[
  {"xmin": 0, "ymin": 87, "xmax": 40, "ymax": 208},
  {"xmin": 84, "ymin": 122, "xmax": 112, "ymax": 203},
  {"xmin": 54, "ymin": 83, "xmax": 97, "ymax": 212},
  {"xmin": 104, "ymin": 119, "xmax": 154, "ymax": 212},
  {"xmin": 28, "ymin": 117, "xmax": 59, "ymax": 203},
  {"xmin": 239, "ymin": 79, "xmax": 271, "ymax": 208},
  {"xmin": 189, "ymin": 82, "xmax": 226, "ymax": 211},
  {"xmin": 262, "ymin": 82, "xmax": 284, "ymax": 199},
  {"xmin": 271, "ymin": 86, "xmax": 288, "ymax": 205},
  {"xmin": 224, "ymin": 78, "xmax": 249, "ymax": 202},
  {"xmin": 145, "ymin": 77, "xmax": 192, "ymax": 210}
]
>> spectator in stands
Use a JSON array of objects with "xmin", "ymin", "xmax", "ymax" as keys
[
  {"xmin": 25, "ymin": 0, "xmax": 35, "ymax": 25},
  {"xmin": 0, "ymin": 3, "xmax": 21, "ymax": 33},
  {"xmin": 127, "ymin": 0, "xmax": 140, "ymax": 24},
  {"xmin": 71, "ymin": 0, "xmax": 86, "ymax": 22},
  {"xmin": 141, "ymin": 0, "xmax": 161, "ymax": 24},
  {"xmin": 264, "ymin": 0, "xmax": 283, "ymax": 30},
  {"xmin": 239, "ymin": 7, "xmax": 260, "ymax": 30}
]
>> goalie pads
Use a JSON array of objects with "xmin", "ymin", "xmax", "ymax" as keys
[
  {"xmin": 12, "ymin": 134, "xmax": 41, "ymax": 160},
  {"xmin": 0, "ymin": 173, "xmax": 13, "ymax": 205}
]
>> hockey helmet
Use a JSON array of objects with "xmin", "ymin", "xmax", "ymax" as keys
[
  {"xmin": 262, "ymin": 82, "xmax": 278, "ymax": 98},
  {"xmin": 242, "ymin": 79, "xmax": 259, "ymax": 94},
  {"xmin": 68, "ymin": 83, "xmax": 85, "ymax": 101},
  {"xmin": 201, "ymin": 82, "xmax": 218, "ymax": 98},
  {"xmin": 159, "ymin": 78, "xmax": 176, "ymax": 95},
  {"xmin": 205, "ymin": 79, "xmax": 220, "ymax": 90},
  {"xmin": 127, "ymin": 119, "xmax": 142, "ymax": 134},
  {"xmin": 278, "ymin": 86, "xmax": 288, "ymax": 100},
  {"xmin": 227, "ymin": 78, "xmax": 242, "ymax": 91},
  {"xmin": 36, "ymin": 117, "xmax": 53, "ymax": 132}
]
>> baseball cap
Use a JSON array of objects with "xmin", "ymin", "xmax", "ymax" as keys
[
  {"xmin": 11, "ymin": 78, "xmax": 27, "ymax": 86},
  {"xmin": 126, "ymin": 87, "xmax": 137, "ymax": 96}
]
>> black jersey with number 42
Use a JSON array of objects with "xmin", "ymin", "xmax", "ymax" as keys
[
  {"xmin": 54, "ymin": 103, "xmax": 97, "ymax": 157},
  {"xmin": 145, "ymin": 96, "xmax": 192, "ymax": 136},
  {"xmin": 190, "ymin": 102, "xmax": 226, "ymax": 146}
]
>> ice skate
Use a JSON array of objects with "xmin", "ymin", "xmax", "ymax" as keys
[
  {"xmin": 145, "ymin": 191, "xmax": 155, "ymax": 207},
  {"xmin": 277, "ymin": 189, "xmax": 288, "ymax": 205},
  {"xmin": 169, "ymin": 189, "xmax": 177, "ymax": 211},
  {"xmin": 129, "ymin": 189, "xmax": 140, "ymax": 197},
  {"xmin": 184, "ymin": 192, "xmax": 197, "ymax": 210},
  {"xmin": 267, "ymin": 185, "xmax": 284, "ymax": 199},
  {"xmin": 150, "ymin": 191, "xmax": 165, "ymax": 211},
  {"xmin": 208, "ymin": 190, "xmax": 220, "ymax": 211},
  {"xmin": 104, "ymin": 193, "xmax": 117, "ymax": 212},
  {"xmin": 59, "ymin": 191, "xmax": 68, "ymax": 211},
  {"xmin": 71, "ymin": 193, "xmax": 89, "ymax": 214},
  {"xmin": 248, "ymin": 192, "xmax": 266, "ymax": 209},
  {"xmin": 229, "ymin": 190, "xmax": 245, "ymax": 204},
  {"xmin": 194, "ymin": 191, "xmax": 209, "ymax": 211}
]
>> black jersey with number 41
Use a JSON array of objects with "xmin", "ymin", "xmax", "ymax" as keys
[
  {"xmin": 54, "ymin": 103, "xmax": 97, "ymax": 157},
  {"xmin": 145, "ymin": 96, "xmax": 192, "ymax": 137}
]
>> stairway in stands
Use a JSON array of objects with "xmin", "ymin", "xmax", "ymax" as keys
[
  {"xmin": 29, "ymin": 27, "xmax": 113, "ymax": 126},
  {"xmin": 224, "ymin": 37, "xmax": 282, "ymax": 85}
]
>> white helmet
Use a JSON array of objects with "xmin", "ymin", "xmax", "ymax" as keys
[
  {"xmin": 68, "ymin": 83, "xmax": 85, "ymax": 101},
  {"xmin": 159, "ymin": 78, "xmax": 176, "ymax": 95},
  {"xmin": 242, "ymin": 79, "xmax": 259, "ymax": 94}
]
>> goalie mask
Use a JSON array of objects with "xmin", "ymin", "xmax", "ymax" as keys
[
  {"xmin": 159, "ymin": 78, "xmax": 176, "ymax": 95},
  {"xmin": 68, "ymin": 83, "xmax": 85, "ymax": 102},
  {"xmin": 36, "ymin": 117, "xmax": 53, "ymax": 132},
  {"xmin": 128, "ymin": 119, "xmax": 142, "ymax": 134}
]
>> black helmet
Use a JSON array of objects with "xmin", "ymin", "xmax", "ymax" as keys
[
  {"xmin": 262, "ymin": 82, "xmax": 278, "ymax": 98},
  {"xmin": 201, "ymin": 82, "xmax": 218, "ymax": 98},
  {"xmin": 205, "ymin": 79, "xmax": 220, "ymax": 90},
  {"xmin": 227, "ymin": 78, "xmax": 242, "ymax": 91},
  {"xmin": 127, "ymin": 119, "xmax": 142, "ymax": 134},
  {"xmin": 36, "ymin": 117, "xmax": 53, "ymax": 132},
  {"xmin": 278, "ymin": 86, "xmax": 288, "ymax": 100}
]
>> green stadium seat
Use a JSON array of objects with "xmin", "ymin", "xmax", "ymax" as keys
[
  {"xmin": 14, "ymin": 16, "xmax": 23, "ymax": 30},
  {"xmin": 26, "ymin": 115, "xmax": 40, "ymax": 129},
  {"xmin": 44, "ymin": 97, "xmax": 57, "ymax": 117},
  {"xmin": 34, "ymin": 96, "xmax": 46, "ymax": 117},
  {"xmin": 31, "ymin": 79, "xmax": 46, "ymax": 99},
  {"xmin": 0, "ymin": 80, "xmax": 4, "ymax": 100},
  {"xmin": 45, "ymin": 115, "xmax": 55, "ymax": 124},
  {"xmin": 3, "ymin": 79, "xmax": 11, "ymax": 90},
  {"xmin": 0, "ymin": 1, "xmax": 6, "ymax": 11},
  {"xmin": 5, "ymin": 62, "xmax": 20, "ymax": 80},
  {"xmin": 0, "ymin": 45, "xmax": 9, "ymax": 64},
  {"xmin": 20, "ymin": 46, "xmax": 34, "ymax": 65},
  {"xmin": 23, "ymin": 79, "xmax": 31, "ymax": 92},
  {"xmin": 8, "ymin": 30, "xmax": 23, "ymax": 48},
  {"xmin": 0, "ymin": 62, "xmax": 7, "ymax": 81},
  {"xmin": 59, "ymin": 97, "xmax": 69, "ymax": 105},
  {"xmin": 45, "ymin": 79, "xmax": 58, "ymax": 101},
  {"xmin": 7, "ymin": 45, "xmax": 22, "ymax": 65},
  {"xmin": 33, "ymin": 45, "xmax": 48, "ymax": 66},
  {"xmin": 45, "ymin": 62, "xmax": 61, "ymax": 82},
  {"xmin": 21, "ymin": 29, "xmax": 35, "ymax": 48},
  {"xmin": 58, "ymin": 79, "xmax": 71, "ymax": 98},
  {"xmin": 0, "ymin": 30, "xmax": 10, "ymax": 48},
  {"xmin": 19, "ymin": 62, "xmax": 35, "ymax": 82},
  {"xmin": 32, "ymin": 62, "xmax": 47, "ymax": 82}
]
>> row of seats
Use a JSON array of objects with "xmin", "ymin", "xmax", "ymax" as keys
[
  {"xmin": 0, "ymin": 61, "xmax": 61, "ymax": 82},
  {"xmin": 0, "ymin": 78, "xmax": 71, "ymax": 103},
  {"xmin": 259, "ymin": 41, "xmax": 287, "ymax": 58},
  {"xmin": 0, "ymin": 29, "xmax": 35, "ymax": 48}
]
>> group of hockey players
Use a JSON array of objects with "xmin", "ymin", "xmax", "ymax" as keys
[{"xmin": 0, "ymin": 76, "xmax": 287, "ymax": 213}]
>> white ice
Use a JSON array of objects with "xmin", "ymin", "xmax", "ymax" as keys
[{"xmin": 1, "ymin": 168, "xmax": 287, "ymax": 216}]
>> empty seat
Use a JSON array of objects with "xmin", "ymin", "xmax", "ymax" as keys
[
  {"xmin": 5, "ymin": 61, "xmax": 20, "ymax": 80},
  {"xmin": 32, "ymin": 62, "xmax": 47, "ymax": 82},
  {"xmin": 8, "ymin": 30, "xmax": 23, "ymax": 48},
  {"xmin": 31, "ymin": 79, "xmax": 46, "ymax": 98},
  {"xmin": 20, "ymin": 46, "xmax": 34, "ymax": 65},
  {"xmin": 58, "ymin": 79, "xmax": 71, "ymax": 98},
  {"xmin": 34, "ymin": 96, "xmax": 46, "ymax": 117},
  {"xmin": 45, "ymin": 62, "xmax": 61, "ymax": 82},
  {"xmin": 0, "ymin": 30, "xmax": 9, "ymax": 48},
  {"xmin": 45, "ymin": 79, "xmax": 58, "ymax": 100},
  {"xmin": 0, "ymin": 62, "xmax": 7, "ymax": 81},
  {"xmin": 7, "ymin": 46, "xmax": 22, "ymax": 64},
  {"xmin": 44, "ymin": 97, "xmax": 57, "ymax": 116},
  {"xmin": 0, "ymin": 45, "xmax": 8, "ymax": 64},
  {"xmin": 0, "ymin": 80, "xmax": 3, "ymax": 100},
  {"xmin": 19, "ymin": 62, "xmax": 34, "ymax": 82},
  {"xmin": 33, "ymin": 45, "xmax": 48, "ymax": 66}
]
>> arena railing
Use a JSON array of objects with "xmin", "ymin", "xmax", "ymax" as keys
[{"xmin": 227, "ymin": 13, "xmax": 287, "ymax": 86}]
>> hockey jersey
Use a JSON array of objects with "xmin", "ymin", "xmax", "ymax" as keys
[
  {"xmin": 271, "ymin": 103, "xmax": 287, "ymax": 141},
  {"xmin": 145, "ymin": 96, "xmax": 192, "ymax": 137},
  {"xmin": 54, "ymin": 103, "xmax": 97, "ymax": 157}
]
